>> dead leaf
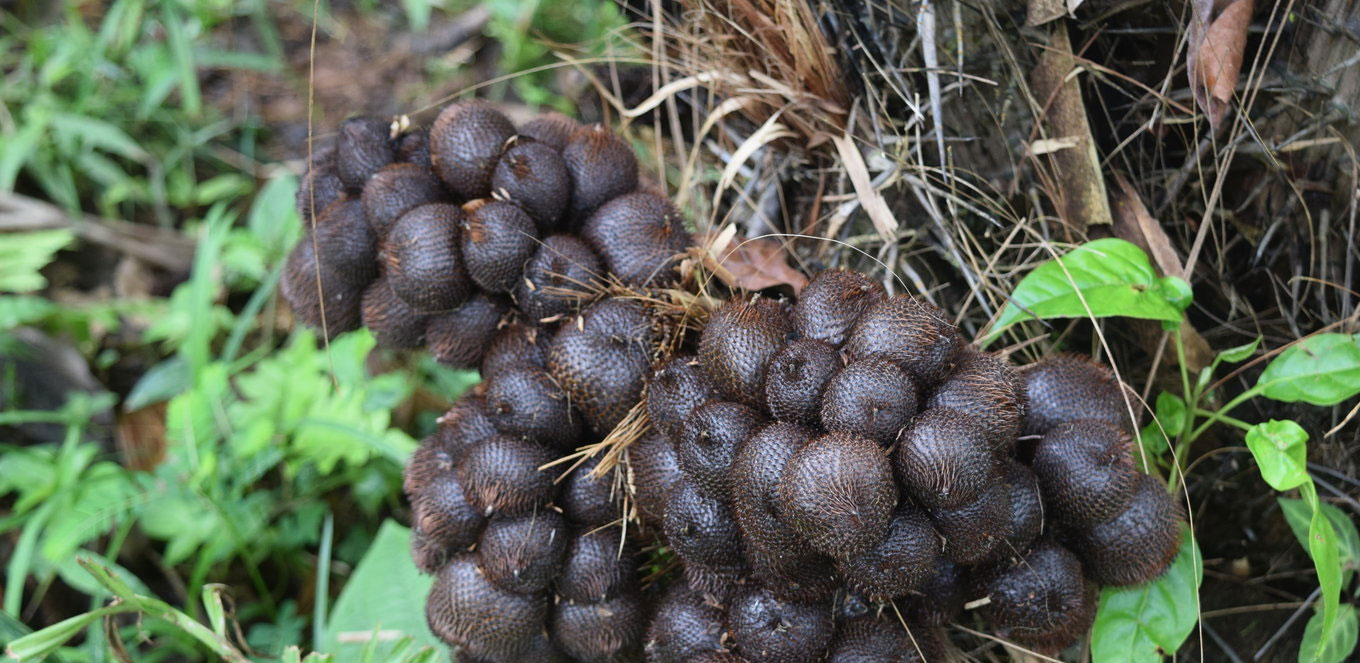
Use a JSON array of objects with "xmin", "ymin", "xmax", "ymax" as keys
[
  {"xmin": 1187, "ymin": 0, "xmax": 1254, "ymax": 129},
  {"xmin": 116, "ymin": 403, "xmax": 167, "ymax": 472},
  {"xmin": 700, "ymin": 230, "xmax": 809, "ymax": 294},
  {"xmin": 831, "ymin": 133, "xmax": 898, "ymax": 241},
  {"xmin": 1026, "ymin": 0, "xmax": 1084, "ymax": 25}
]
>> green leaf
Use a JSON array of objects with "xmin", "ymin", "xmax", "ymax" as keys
[
  {"xmin": 49, "ymin": 113, "xmax": 150, "ymax": 162},
  {"xmin": 0, "ymin": 229, "xmax": 75, "ymax": 293},
  {"xmin": 1300, "ymin": 603, "xmax": 1358, "ymax": 663},
  {"xmin": 124, "ymin": 355, "xmax": 190, "ymax": 411},
  {"xmin": 402, "ymin": 0, "xmax": 433, "ymax": 31},
  {"xmin": 0, "ymin": 295, "xmax": 56, "ymax": 330},
  {"xmin": 1091, "ymin": 528, "xmax": 1203, "ymax": 663},
  {"xmin": 322, "ymin": 521, "xmax": 440, "ymax": 663},
  {"xmin": 1280, "ymin": 498, "xmax": 1360, "ymax": 585},
  {"xmin": 1257, "ymin": 334, "xmax": 1360, "ymax": 406},
  {"xmin": 1217, "ymin": 336, "xmax": 1261, "ymax": 364},
  {"xmin": 984, "ymin": 238, "xmax": 1192, "ymax": 344},
  {"xmin": 1246, "ymin": 420, "xmax": 1310, "ymax": 491},
  {"xmin": 1155, "ymin": 391, "xmax": 1187, "ymax": 437}
]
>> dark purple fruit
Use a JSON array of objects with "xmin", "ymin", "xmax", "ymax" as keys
[
  {"xmin": 410, "ymin": 470, "xmax": 485, "ymax": 572},
  {"xmin": 361, "ymin": 163, "xmax": 447, "ymax": 237},
  {"xmin": 699, "ymin": 296, "xmax": 793, "ymax": 409},
  {"xmin": 547, "ymin": 298, "xmax": 654, "ymax": 434},
  {"xmin": 519, "ymin": 112, "xmax": 580, "ymax": 150},
  {"xmin": 729, "ymin": 421, "xmax": 815, "ymax": 556},
  {"xmin": 1022, "ymin": 353, "xmax": 1133, "ymax": 435},
  {"xmin": 360, "ymin": 276, "xmax": 428, "ymax": 348},
  {"xmin": 900, "ymin": 558, "xmax": 965, "ymax": 626},
  {"xmin": 746, "ymin": 546, "xmax": 840, "ymax": 604},
  {"xmin": 627, "ymin": 428, "xmax": 681, "ymax": 527},
  {"xmin": 833, "ymin": 505, "xmax": 940, "ymax": 600},
  {"xmin": 663, "ymin": 477, "xmax": 746, "ymax": 573},
  {"xmin": 894, "ymin": 408, "xmax": 997, "ymax": 510},
  {"xmin": 646, "ymin": 354, "xmax": 721, "ymax": 441},
  {"xmin": 383, "ymin": 203, "xmax": 473, "ymax": 312},
  {"xmin": 561, "ymin": 125, "xmax": 638, "ymax": 223},
  {"xmin": 1070, "ymin": 472, "xmax": 1183, "ymax": 586},
  {"xmin": 313, "ymin": 198, "xmax": 378, "ymax": 285},
  {"xmin": 644, "ymin": 583, "xmax": 726, "ymax": 663},
  {"xmin": 1002, "ymin": 460, "xmax": 1044, "ymax": 554},
  {"xmin": 581, "ymin": 192, "xmax": 690, "ymax": 287},
  {"xmin": 477, "ymin": 510, "xmax": 569, "ymax": 594},
  {"xmin": 281, "ymin": 240, "xmax": 363, "ymax": 338},
  {"xmin": 827, "ymin": 617, "xmax": 942, "ymax": 663},
  {"xmin": 1032, "ymin": 419, "xmax": 1137, "ymax": 527},
  {"xmin": 928, "ymin": 346, "xmax": 1026, "ymax": 457},
  {"xmin": 425, "ymin": 293, "xmax": 508, "ymax": 368},
  {"xmin": 335, "ymin": 116, "xmax": 394, "ymax": 190},
  {"xmin": 426, "ymin": 553, "xmax": 547, "ymax": 661},
  {"xmin": 677, "ymin": 401, "xmax": 764, "ymax": 501},
  {"xmin": 763, "ymin": 339, "xmax": 840, "ymax": 427},
  {"xmin": 844, "ymin": 294, "xmax": 961, "ymax": 387},
  {"xmin": 973, "ymin": 541, "xmax": 1095, "ymax": 652},
  {"xmin": 778, "ymin": 432, "xmax": 897, "ymax": 559},
  {"xmin": 820, "ymin": 358, "xmax": 919, "ymax": 446},
  {"xmin": 556, "ymin": 526, "xmax": 635, "ymax": 603},
  {"xmin": 928, "ymin": 481, "xmax": 1011, "ymax": 565},
  {"xmin": 396, "ymin": 128, "xmax": 431, "ymax": 166},
  {"xmin": 491, "ymin": 138, "xmax": 569, "ymax": 231},
  {"xmin": 727, "ymin": 586, "xmax": 833, "ymax": 663},
  {"xmin": 460, "ymin": 199, "xmax": 540, "ymax": 293},
  {"xmin": 457, "ymin": 435, "xmax": 557, "ymax": 517},
  {"xmin": 431, "ymin": 397, "xmax": 500, "ymax": 464},
  {"xmin": 551, "ymin": 591, "xmax": 645, "ymax": 663},
  {"xmin": 297, "ymin": 150, "xmax": 345, "ymax": 223},
  {"xmin": 790, "ymin": 270, "xmax": 886, "ymax": 348},
  {"xmin": 482, "ymin": 362, "xmax": 581, "ymax": 449},
  {"xmin": 515, "ymin": 234, "xmax": 602, "ymax": 323},
  {"xmin": 430, "ymin": 101, "xmax": 516, "ymax": 199},
  {"xmin": 559, "ymin": 454, "xmax": 619, "ymax": 527},
  {"xmin": 481, "ymin": 323, "xmax": 550, "ymax": 378}
]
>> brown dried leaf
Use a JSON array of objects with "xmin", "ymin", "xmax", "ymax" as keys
[
  {"xmin": 700, "ymin": 230, "xmax": 809, "ymax": 294},
  {"xmin": 116, "ymin": 403, "xmax": 167, "ymax": 472},
  {"xmin": 1187, "ymin": 0, "xmax": 1254, "ymax": 129}
]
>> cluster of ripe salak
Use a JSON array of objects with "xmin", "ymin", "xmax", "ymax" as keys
[{"xmin": 282, "ymin": 104, "xmax": 1183, "ymax": 663}]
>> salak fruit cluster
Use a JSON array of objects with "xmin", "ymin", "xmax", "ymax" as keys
[{"xmin": 280, "ymin": 104, "xmax": 1184, "ymax": 662}]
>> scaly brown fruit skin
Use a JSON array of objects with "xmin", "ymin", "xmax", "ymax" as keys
[
  {"xmin": 335, "ymin": 117, "xmax": 394, "ymax": 190},
  {"xmin": 900, "ymin": 558, "xmax": 965, "ymax": 626},
  {"xmin": 515, "ymin": 234, "xmax": 602, "ymax": 323},
  {"xmin": 663, "ymin": 477, "xmax": 747, "ymax": 573},
  {"xmin": 547, "ymin": 298, "xmax": 654, "ymax": 435},
  {"xmin": 312, "ymin": 198, "xmax": 378, "ymax": 286},
  {"xmin": 581, "ymin": 191, "xmax": 691, "ymax": 287},
  {"xmin": 518, "ymin": 112, "xmax": 580, "ymax": 151},
  {"xmin": 405, "ymin": 398, "xmax": 497, "ymax": 498},
  {"xmin": 1021, "ymin": 352, "xmax": 1133, "ymax": 435},
  {"xmin": 426, "ymin": 553, "xmax": 548, "ymax": 661},
  {"xmin": 409, "ymin": 470, "xmax": 485, "ymax": 573},
  {"xmin": 1032, "ymin": 419, "xmax": 1138, "ymax": 527},
  {"xmin": 820, "ymin": 358, "xmax": 919, "ymax": 446},
  {"xmin": 491, "ymin": 138, "xmax": 569, "ymax": 232},
  {"xmin": 561, "ymin": 125, "xmax": 638, "ymax": 224},
  {"xmin": 425, "ymin": 293, "xmax": 508, "ymax": 369},
  {"xmin": 281, "ymin": 238, "xmax": 363, "ymax": 338},
  {"xmin": 1070, "ymin": 472, "xmax": 1183, "ymax": 586},
  {"xmin": 459, "ymin": 199, "xmax": 539, "ymax": 294},
  {"xmin": 477, "ymin": 509, "xmax": 569, "ymax": 595},
  {"xmin": 456, "ymin": 434, "xmax": 557, "ymax": 517},
  {"xmin": 359, "ymin": 276, "xmax": 428, "ymax": 348},
  {"xmin": 928, "ymin": 481, "xmax": 1012, "ymax": 565},
  {"xmin": 383, "ymin": 203, "xmax": 473, "ymax": 313},
  {"xmin": 844, "ymin": 294, "xmax": 961, "ymax": 387},
  {"xmin": 778, "ymin": 432, "xmax": 898, "ymax": 559},
  {"xmin": 430, "ymin": 101, "xmax": 516, "ymax": 199},
  {"xmin": 627, "ymin": 428, "xmax": 682, "ymax": 527},
  {"xmin": 361, "ymin": 163, "xmax": 448, "ymax": 238},
  {"xmin": 395, "ymin": 128, "xmax": 431, "ymax": 166},
  {"xmin": 646, "ymin": 355, "xmax": 721, "ymax": 440},
  {"xmin": 482, "ymin": 362, "xmax": 581, "ymax": 449},
  {"xmin": 296, "ymin": 148, "xmax": 344, "ymax": 223},
  {"xmin": 1002, "ymin": 460, "xmax": 1044, "ymax": 555},
  {"xmin": 971, "ymin": 540, "xmax": 1096, "ymax": 653},
  {"xmin": 550, "ymin": 591, "xmax": 645, "ymax": 663},
  {"xmin": 677, "ymin": 400, "xmax": 765, "ymax": 501},
  {"xmin": 555, "ymin": 526, "xmax": 635, "ymax": 603},
  {"xmin": 894, "ymin": 408, "xmax": 998, "ymax": 510},
  {"xmin": 559, "ymin": 454, "xmax": 620, "ymax": 527},
  {"xmin": 727, "ymin": 586, "xmax": 834, "ymax": 663},
  {"xmin": 833, "ymin": 504, "xmax": 941, "ymax": 600},
  {"xmin": 645, "ymin": 583, "xmax": 727, "ymax": 663},
  {"xmin": 746, "ymin": 545, "xmax": 840, "ymax": 604},
  {"xmin": 826, "ymin": 617, "xmax": 942, "ymax": 663},
  {"xmin": 790, "ymin": 269, "xmax": 887, "ymax": 348},
  {"xmin": 763, "ymin": 339, "xmax": 840, "ymax": 427},
  {"xmin": 928, "ymin": 346, "xmax": 1026, "ymax": 456},
  {"xmin": 699, "ymin": 295, "xmax": 793, "ymax": 410},
  {"xmin": 480, "ymin": 323, "xmax": 550, "ymax": 379}
]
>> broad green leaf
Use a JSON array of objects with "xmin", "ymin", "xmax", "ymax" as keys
[
  {"xmin": 0, "ymin": 295, "xmax": 56, "ymax": 329},
  {"xmin": 0, "ymin": 229, "xmax": 75, "ymax": 293},
  {"xmin": 984, "ymin": 238, "xmax": 1192, "ymax": 344},
  {"xmin": 246, "ymin": 173, "xmax": 302, "ymax": 257},
  {"xmin": 322, "ymin": 520, "xmax": 439, "ymax": 663},
  {"xmin": 1155, "ymin": 391, "xmax": 1187, "ymax": 437},
  {"xmin": 1258, "ymin": 334, "xmax": 1360, "ymax": 406},
  {"xmin": 1246, "ymin": 420, "xmax": 1309, "ymax": 491},
  {"xmin": 1300, "ymin": 604, "xmax": 1358, "ymax": 663},
  {"xmin": 402, "ymin": 0, "xmax": 433, "ymax": 31},
  {"xmin": 124, "ymin": 355, "xmax": 190, "ymax": 411},
  {"xmin": 1217, "ymin": 336, "xmax": 1261, "ymax": 364},
  {"xmin": 49, "ymin": 113, "xmax": 149, "ymax": 162},
  {"xmin": 1301, "ymin": 482, "xmax": 1345, "ymax": 660},
  {"xmin": 1281, "ymin": 498, "xmax": 1360, "ymax": 585},
  {"xmin": 1091, "ymin": 528, "xmax": 1202, "ymax": 663}
]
